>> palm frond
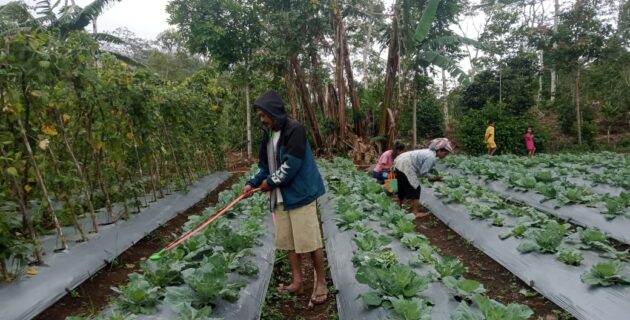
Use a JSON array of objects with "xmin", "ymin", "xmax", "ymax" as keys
[
  {"xmin": 92, "ymin": 32, "xmax": 124, "ymax": 44},
  {"xmin": 70, "ymin": 0, "xmax": 121, "ymax": 32},
  {"xmin": 0, "ymin": 2, "xmax": 35, "ymax": 23},
  {"xmin": 100, "ymin": 50, "xmax": 146, "ymax": 68},
  {"xmin": 0, "ymin": 2, "xmax": 39, "ymax": 33},
  {"xmin": 422, "ymin": 35, "xmax": 486, "ymax": 51},
  {"xmin": 413, "ymin": 0, "xmax": 439, "ymax": 44},
  {"xmin": 35, "ymin": 0, "xmax": 51, "ymax": 14},
  {"xmin": 419, "ymin": 51, "xmax": 470, "ymax": 84},
  {"xmin": 53, "ymin": 4, "xmax": 81, "ymax": 33}
]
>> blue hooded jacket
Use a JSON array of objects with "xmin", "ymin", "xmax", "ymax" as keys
[{"xmin": 247, "ymin": 91, "xmax": 325, "ymax": 210}]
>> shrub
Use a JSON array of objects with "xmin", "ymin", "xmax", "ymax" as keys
[{"xmin": 455, "ymin": 102, "xmax": 548, "ymax": 155}]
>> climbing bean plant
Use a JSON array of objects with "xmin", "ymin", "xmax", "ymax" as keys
[{"xmin": 0, "ymin": 30, "xmax": 226, "ymax": 281}]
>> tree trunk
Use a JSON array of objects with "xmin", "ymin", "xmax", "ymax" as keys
[
  {"xmin": 340, "ymin": 14, "xmax": 363, "ymax": 138},
  {"xmin": 551, "ymin": 0, "xmax": 559, "ymax": 103},
  {"xmin": 537, "ymin": 50, "xmax": 543, "ymax": 107},
  {"xmin": 290, "ymin": 56, "xmax": 323, "ymax": 149},
  {"xmin": 442, "ymin": 68, "xmax": 449, "ymax": 130},
  {"xmin": 362, "ymin": 22, "xmax": 372, "ymax": 89},
  {"xmin": 334, "ymin": 7, "xmax": 347, "ymax": 145},
  {"xmin": 284, "ymin": 69, "xmax": 300, "ymax": 119},
  {"xmin": 17, "ymin": 119, "xmax": 68, "ymax": 250},
  {"xmin": 379, "ymin": 2, "xmax": 400, "ymax": 149},
  {"xmin": 412, "ymin": 84, "xmax": 417, "ymax": 148},
  {"xmin": 245, "ymin": 83, "xmax": 252, "ymax": 160},
  {"xmin": 576, "ymin": 68, "xmax": 582, "ymax": 145}
]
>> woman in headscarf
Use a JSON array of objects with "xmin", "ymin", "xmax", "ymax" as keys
[{"xmin": 392, "ymin": 138, "xmax": 453, "ymax": 218}]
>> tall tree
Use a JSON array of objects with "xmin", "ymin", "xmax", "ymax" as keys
[
  {"xmin": 167, "ymin": 0, "xmax": 263, "ymax": 159},
  {"xmin": 551, "ymin": 0, "xmax": 611, "ymax": 144}
]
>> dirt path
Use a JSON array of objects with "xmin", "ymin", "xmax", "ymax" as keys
[{"xmin": 262, "ymin": 251, "xmax": 338, "ymax": 320}]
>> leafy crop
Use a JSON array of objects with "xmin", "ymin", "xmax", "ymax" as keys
[
  {"xmin": 165, "ymin": 254, "xmax": 245, "ymax": 308},
  {"xmin": 476, "ymin": 294, "xmax": 533, "ymax": 320},
  {"xmin": 452, "ymin": 295, "xmax": 533, "ymax": 320},
  {"xmin": 581, "ymin": 260, "xmax": 630, "ymax": 287},
  {"xmin": 176, "ymin": 303, "xmax": 219, "ymax": 320},
  {"xmin": 442, "ymin": 276, "xmax": 486, "ymax": 300},
  {"xmin": 400, "ymin": 233, "xmax": 429, "ymax": 250},
  {"xmin": 388, "ymin": 297, "xmax": 432, "ymax": 320},
  {"xmin": 517, "ymin": 221, "xmax": 568, "ymax": 254},
  {"xmin": 141, "ymin": 257, "xmax": 185, "ymax": 288},
  {"xmin": 556, "ymin": 249, "xmax": 584, "ymax": 266},
  {"xmin": 335, "ymin": 207, "xmax": 364, "ymax": 230},
  {"xmin": 434, "ymin": 256, "xmax": 467, "ymax": 278},
  {"xmin": 499, "ymin": 224, "xmax": 528, "ymax": 240},
  {"xmin": 355, "ymin": 264, "xmax": 431, "ymax": 308},
  {"xmin": 579, "ymin": 227, "xmax": 629, "ymax": 260},
  {"xmin": 111, "ymin": 273, "xmax": 161, "ymax": 314}
]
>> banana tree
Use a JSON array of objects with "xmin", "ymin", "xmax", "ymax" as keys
[{"xmin": 379, "ymin": 0, "xmax": 482, "ymax": 147}]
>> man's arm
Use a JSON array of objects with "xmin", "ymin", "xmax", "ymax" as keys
[{"xmin": 242, "ymin": 138, "xmax": 269, "ymax": 194}]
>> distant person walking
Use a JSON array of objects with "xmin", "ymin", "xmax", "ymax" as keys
[
  {"xmin": 525, "ymin": 127, "xmax": 536, "ymax": 159},
  {"xmin": 485, "ymin": 120, "xmax": 497, "ymax": 155}
]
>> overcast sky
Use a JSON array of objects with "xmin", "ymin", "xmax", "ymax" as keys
[
  {"xmin": 0, "ymin": 0, "xmax": 494, "ymax": 85},
  {"xmin": 0, "ymin": 0, "xmax": 173, "ymax": 40}
]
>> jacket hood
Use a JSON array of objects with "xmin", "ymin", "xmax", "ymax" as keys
[{"xmin": 253, "ymin": 91, "xmax": 287, "ymax": 131}]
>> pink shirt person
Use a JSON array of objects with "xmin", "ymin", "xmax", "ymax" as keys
[
  {"xmin": 375, "ymin": 150, "xmax": 394, "ymax": 172},
  {"xmin": 525, "ymin": 132, "xmax": 535, "ymax": 151}
]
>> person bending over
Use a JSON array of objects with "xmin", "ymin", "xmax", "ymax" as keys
[{"xmin": 393, "ymin": 138, "xmax": 453, "ymax": 218}]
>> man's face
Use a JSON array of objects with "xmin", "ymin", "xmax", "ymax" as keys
[{"xmin": 256, "ymin": 109, "xmax": 273, "ymax": 129}]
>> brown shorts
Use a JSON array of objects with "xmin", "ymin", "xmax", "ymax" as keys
[{"xmin": 275, "ymin": 201, "xmax": 323, "ymax": 253}]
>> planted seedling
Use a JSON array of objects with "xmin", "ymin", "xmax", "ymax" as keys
[
  {"xmin": 442, "ymin": 276, "xmax": 486, "ymax": 301},
  {"xmin": 556, "ymin": 249, "xmax": 584, "ymax": 266},
  {"xmin": 111, "ymin": 273, "xmax": 161, "ymax": 314},
  {"xmin": 435, "ymin": 256, "xmax": 467, "ymax": 279},
  {"xmin": 355, "ymin": 263, "xmax": 431, "ymax": 308},
  {"xmin": 581, "ymin": 260, "xmax": 630, "ymax": 287},
  {"xmin": 388, "ymin": 296, "xmax": 432, "ymax": 320}
]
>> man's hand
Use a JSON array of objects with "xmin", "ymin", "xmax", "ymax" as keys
[
  {"xmin": 260, "ymin": 179, "xmax": 273, "ymax": 192},
  {"xmin": 241, "ymin": 184, "xmax": 255, "ymax": 199}
]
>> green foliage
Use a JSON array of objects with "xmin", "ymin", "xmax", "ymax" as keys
[
  {"xmin": 455, "ymin": 101, "xmax": 548, "ymax": 155},
  {"xmin": 355, "ymin": 264, "xmax": 431, "ymax": 308},
  {"xmin": 581, "ymin": 260, "xmax": 630, "ymax": 287},
  {"xmin": 434, "ymin": 256, "xmax": 467, "ymax": 278},
  {"xmin": 517, "ymin": 221, "xmax": 568, "ymax": 254},
  {"xmin": 388, "ymin": 296, "xmax": 432, "ymax": 320},
  {"xmin": 141, "ymin": 258, "xmax": 184, "ymax": 288},
  {"xmin": 472, "ymin": 294, "xmax": 533, "ymax": 320},
  {"xmin": 111, "ymin": 273, "xmax": 161, "ymax": 314},
  {"xmin": 556, "ymin": 249, "xmax": 584, "ymax": 266},
  {"xmin": 461, "ymin": 52, "xmax": 538, "ymax": 114},
  {"xmin": 442, "ymin": 276, "xmax": 486, "ymax": 300}
]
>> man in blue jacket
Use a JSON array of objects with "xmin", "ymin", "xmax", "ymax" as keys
[{"xmin": 242, "ymin": 91, "xmax": 328, "ymax": 305}]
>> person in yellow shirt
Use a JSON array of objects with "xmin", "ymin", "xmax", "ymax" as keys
[{"xmin": 485, "ymin": 120, "xmax": 497, "ymax": 155}]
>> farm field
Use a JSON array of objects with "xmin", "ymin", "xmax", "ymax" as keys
[{"xmin": 2, "ymin": 0, "xmax": 630, "ymax": 319}]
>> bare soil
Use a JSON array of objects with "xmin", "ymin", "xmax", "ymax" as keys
[{"xmin": 262, "ymin": 251, "xmax": 337, "ymax": 320}]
